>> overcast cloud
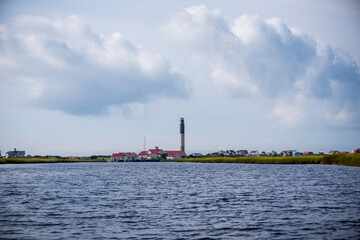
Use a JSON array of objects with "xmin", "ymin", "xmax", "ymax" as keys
[
  {"xmin": 162, "ymin": 5, "xmax": 360, "ymax": 127},
  {"xmin": 1, "ymin": 7, "xmax": 359, "ymax": 125},
  {"xmin": 0, "ymin": 15, "xmax": 188, "ymax": 115}
]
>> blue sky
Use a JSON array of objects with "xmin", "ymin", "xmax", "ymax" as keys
[{"xmin": 0, "ymin": 0, "xmax": 359, "ymax": 156}]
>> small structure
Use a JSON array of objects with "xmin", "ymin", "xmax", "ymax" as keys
[
  {"xmin": 268, "ymin": 150, "xmax": 278, "ymax": 156},
  {"xmin": 303, "ymin": 152, "xmax": 314, "ymax": 156},
  {"xmin": 328, "ymin": 150, "xmax": 340, "ymax": 154},
  {"xmin": 259, "ymin": 151, "xmax": 267, "ymax": 156},
  {"xmin": 165, "ymin": 150, "xmax": 187, "ymax": 159},
  {"xmin": 137, "ymin": 146, "xmax": 186, "ymax": 160},
  {"xmin": 138, "ymin": 146, "xmax": 166, "ymax": 161},
  {"xmin": 281, "ymin": 150, "xmax": 296, "ymax": 157},
  {"xmin": 6, "ymin": 148, "xmax": 25, "ymax": 158},
  {"xmin": 189, "ymin": 153, "xmax": 203, "ymax": 158},
  {"xmin": 218, "ymin": 150, "xmax": 235, "ymax": 156},
  {"xmin": 249, "ymin": 150, "xmax": 259, "ymax": 157},
  {"xmin": 111, "ymin": 152, "xmax": 137, "ymax": 162},
  {"xmin": 236, "ymin": 150, "xmax": 248, "ymax": 156},
  {"xmin": 292, "ymin": 152, "xmax": 303, "ymax": 156},
  {"xmin": 218, "ymin": 150, "xmax": 227, "ymax": 156}
]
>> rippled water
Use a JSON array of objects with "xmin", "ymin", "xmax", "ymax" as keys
[{"xmin": 0, "ymin": 162, "xmax": 359, "ymax": 239}]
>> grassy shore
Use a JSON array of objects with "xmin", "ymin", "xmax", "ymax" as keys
[
  {"xmin": 1, "ymin": 154, "xmax": 359, "ymax": 166},
  {"xmin": 164, "ymin": 153, "xmax": 360, "ymax": 167},
  {"xmin": 0, "ymin": 158, "xmax": 107, "ymax": 164}
]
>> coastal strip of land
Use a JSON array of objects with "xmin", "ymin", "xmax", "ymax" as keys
[
  {"xmin": 163, "ymin": 154, "xmax": 360, "ymax": 167},
  {"xmin": 1, "ymin": 154, "xmax": 359, "ymax": 167},
  {"xmin": 0, "ymin": 158, "xmax": 107, "ymax": 164}
]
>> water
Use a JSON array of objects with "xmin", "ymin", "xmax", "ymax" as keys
[{"xmin": 0, "ymin": 162, "xmax": 359, "ymax": 239}]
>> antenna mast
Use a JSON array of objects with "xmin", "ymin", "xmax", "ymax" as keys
[{"xmin": 144, "ymin": 137, "xmax": 146, "ymax": 151}]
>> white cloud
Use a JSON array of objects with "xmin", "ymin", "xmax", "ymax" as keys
[
  {"xmin": 0, "ymin": 15, "xmax": 188, "ymax": 115},
  {"xmin": 162, "ymin": 5, "xmax": 360, "ymax": 128}
]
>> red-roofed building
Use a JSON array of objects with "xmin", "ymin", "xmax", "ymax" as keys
[
  {"xmin": 137, "ymin": 146, "xmax": 187, "ymax": 161},
  {"xmin": 137, "ymin": 146, "xmax": 166, "ymax": 161},
  {"xmin": 111, "ymin": 152, "xmax": 137, "ymax": 162},
  {"xmin": 165, "ymin": 150, "xmax": 187, "ymax": 159}
]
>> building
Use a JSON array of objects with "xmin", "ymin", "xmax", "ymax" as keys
[
  {"xmin": 236, "ymin": 150, "xmax": 248, "ymax": 156},
  {"xmin": 292, "ymin": 152, "xmax": 303, "ymax": 156},
  {"xmin": 6, "ymin": 148, "xmax": 25, "ymax": 158},
  {"xmin": 111, "ymin": 152, "xmax": 137, "ymax": 162},
  {"xmin": 137, "ymin": 146, "xmax": 166, "ymax": 161},
  {"xmin": 303, "ymin": 152, "xmax": 314, "ymax": 156},
  {"xmin": 189, "ymin": 153, "xmax": 203, "ymax": 158},
  {"xmin": 137, "ymin": 146, "xmax": 186, "ymax": 160},
  {"xmin": 281, "ymin": 150, "xmax": 296, "ymax": 157},
  {"xmin": 249, "ymin": 150, "xmax": 259, "ymax": 156},
  {"xmin": 218, "ymin": 150, "xmax": 236, "ymax": 156},
  {"xmin": 267, "ymin": 150, "xmax": 278, "ymax": 156},
  {"xmin": 165, "ymin": 150, "xmax": 187, "ymax": 159}
]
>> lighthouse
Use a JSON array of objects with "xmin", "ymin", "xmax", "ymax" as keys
[{"xmin": 180, "ymin": 118, "xmax": 185, "ymax": 152}]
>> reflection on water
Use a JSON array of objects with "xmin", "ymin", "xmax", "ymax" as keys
[{"xmin": 0, "ymin": 162, "xmax": 359, "ymax": 239}]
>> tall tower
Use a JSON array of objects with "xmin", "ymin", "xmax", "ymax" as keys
[{"xmin": 180, "ymin": 118, "xmax": 185, "ymax": 152}]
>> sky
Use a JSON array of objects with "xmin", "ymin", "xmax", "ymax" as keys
[{"xmin": 0, "ymin": 0, "xmax": 359, "ymax": 156}]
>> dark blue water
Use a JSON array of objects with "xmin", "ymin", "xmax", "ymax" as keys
[{"xmin": 0, "ymin": 162, "xmax": 359, "ymax": 239}]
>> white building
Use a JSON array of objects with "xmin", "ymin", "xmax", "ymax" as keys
[{"xmin": 6, "ymin": 148, "xmax": 25, "ymax": 158}]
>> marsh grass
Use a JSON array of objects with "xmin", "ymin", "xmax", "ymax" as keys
[
  {"xmin": 164, "ymin": 154, "xmax": 360, "ymax": 167},
  {"xmin": 2, "ymin": 154, "xmax": 359, "ymax": 166},
  {"xmin": 321, "ymin": 153, "xmax": 360, "ymax": 166},
  {"xmin": 0, "ymin": 158, "xmax": 106, "ymax": 164}
]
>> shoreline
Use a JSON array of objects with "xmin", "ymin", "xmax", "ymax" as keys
[
  {"xmin": 0, "ymin": 158, "xmax": 106, "ymax": 164},
  {"xmin": 163, "ymin": 154, "xmax": 360, "ymax": 167},
  {"xmin": 1, "ymin": 154, "xmax": 359, "ymax": 167}
]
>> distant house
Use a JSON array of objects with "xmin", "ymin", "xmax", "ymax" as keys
[
  {"xmin": 249, "ymin": 150, "xmax": 259, "ymax": 157},
  {"xmin": 137, "ymin": 151, "xmax": 152, "ymax": 161},
  {"xmin": 6, "ymin": 148, "xmax": 25, "ymax": 158},
  {"xmin": 137, "ymin": 146, "xmax": 186, "ymax": 160},
  {"xmin": 281, "ymin": 150, "xmax": 296, "ymax": 157},
  {"xmin": 111, "ymin": 152, "xmax": 137, "ymax": 162},
  {"xmin": 165, "ymin": 150, "xmax": 187, "ymax": 159},
  {"xmin": 138, "ymin": 146, "xmax": 166, "ymax": 161},
  {"xmin": 268, "ymin": 150, "xmax": 278, "ymax": 156},
  {"xmin": 189, "ymin": 153, "xmax": 203, "ymax": 158},
  {"xmin": 303, "ymin": 152, "xmax": 314, "ymax": 156},
  {"xmin": 259, "ymin": 151, "xmax": 267, "ymax": 156},
  {"xmin": 328, "ymin": 150, "xmax": 340, "ymax": 154},
  {"xmin": 218, "ymin": 150, "xmax": 236, "ymax": 156},
  {"xmin": 218, "ymin": 150, "xmax": 227, "ymax": 156},
  {"xmin": 236, "ymin": 150, "xmax": 248, "ymax": 156},
  {"xmin": 292, "ymin": 152, "xmax": 303, "ymax": 156},
  {"xmin": 227, "ymin": 150, "xmax": 236, "ymax": 156}
]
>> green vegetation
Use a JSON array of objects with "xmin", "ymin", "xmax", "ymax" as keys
[
  {"xmin": 1, "ymin": 154, "xmax": 359, "ymax": 166},
  {"xmin": 164, "ymin": 153, "xmax": 360, "ymax": 167},
  {"xmin": 321, "ymin": 153, "xmax": 360, "ymax": 166},
  {"xmin": 0, "ymin": 158, "xmax": 107, "ymax": 164}
]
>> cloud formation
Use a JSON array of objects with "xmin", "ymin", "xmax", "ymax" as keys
[
  {"xmin": 162, "ymin": 5, "xmax": 360, "ymax": 128},
  {"xmin": 0, "ymin": 15, "xmax": 187, "ymax": 115}
]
